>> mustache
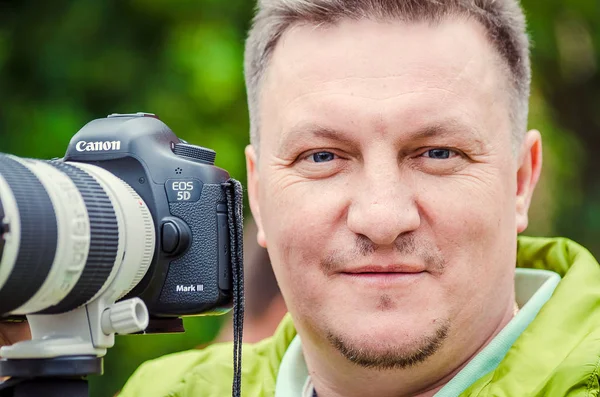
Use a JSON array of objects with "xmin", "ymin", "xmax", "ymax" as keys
[{"xmin": 321, "ymin": 234, "xmax": 446, "ymax": 275}]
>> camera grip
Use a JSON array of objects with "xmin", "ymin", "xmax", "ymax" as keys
[{"xmin": 157, "ymin": 184, "xmax": 230, "ymax": 314}]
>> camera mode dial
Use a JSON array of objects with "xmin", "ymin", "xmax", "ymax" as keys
[{"xmin": 173, "ymin": 143, "xmax": 216, "ymax": 165}]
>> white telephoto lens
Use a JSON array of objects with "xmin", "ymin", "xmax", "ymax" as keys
[{"xmin": 0, "ymin": 153, "xmax": 155, "ymax": 316}]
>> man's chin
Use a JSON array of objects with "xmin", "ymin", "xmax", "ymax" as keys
[{"xmin": 324, "ymin": 320, "xmax": 450, "ymax": 370}]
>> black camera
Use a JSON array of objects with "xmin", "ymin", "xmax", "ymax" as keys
[
  {"xmin": 0, "ymin": 111, "xmax": 243, "ymax": 330},
  {"xmin": 0, "ymin": 113, "xmax": 245, "ymax": 396},
  {"xmin": 0, "ymin": 113, "xmax": 243, "ymax": 396}
]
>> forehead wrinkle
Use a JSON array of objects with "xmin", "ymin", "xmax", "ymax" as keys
[
  {"xmin": 270, "ymin": 72, "xmax": 497, "ymax": 135},
  {"xmin": 274, "ymin": 70, "xmax": 486, "ymax": 105}
]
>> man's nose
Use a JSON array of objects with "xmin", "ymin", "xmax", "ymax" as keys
[{"xmin": 346, "ymin": 167, "xmax": 421, "ymax": 246}]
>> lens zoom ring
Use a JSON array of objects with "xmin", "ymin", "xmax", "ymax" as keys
[
  {"xmin": 0, "ymin": 195, "xmax": 5, "ymax": 262},
  {"xmin": 0, "ymin": 155, "xmax": 57, "ymax": 314},
  {"xmin": 39, "ymin": 162, "xmax": 118, "ymax": 314}
]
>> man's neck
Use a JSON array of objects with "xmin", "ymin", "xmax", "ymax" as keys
[{"xmin": 302, "ymin": 301, "xmax": 516, "ymax": 397}]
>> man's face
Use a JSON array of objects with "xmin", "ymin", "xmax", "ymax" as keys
[{"xmin": 247, "ymin": 18, "xmax": 538, "ymax": 368}]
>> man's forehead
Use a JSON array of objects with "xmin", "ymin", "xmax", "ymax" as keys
[{"xmin": 263, "ymin": 17, "xmax": 505, "ymax": 103}]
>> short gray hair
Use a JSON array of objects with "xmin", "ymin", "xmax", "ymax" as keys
[{"xmin": 244, "ymin": 0, "xmax": 531, "ymax": 148}]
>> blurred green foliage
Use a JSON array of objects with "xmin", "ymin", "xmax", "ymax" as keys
[{"xmin": 0, "ymin": 1, "xmax": 599, "ymax": 396}]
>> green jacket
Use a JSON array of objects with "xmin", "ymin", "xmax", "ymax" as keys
[{"xmin": 120, "ymin": 237, "xmax": 600, "ymax": 396}]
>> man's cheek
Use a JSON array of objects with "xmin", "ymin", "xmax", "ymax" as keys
[
  {"xmin": 268, "ymin": 189, "xmax": 336, "ymax": 235},
  {"xmin": 272, "ymin": 236, "xmax": 327, "ymax": 310},
  {"xmin": 427, "ymin": 177, "xmax": 506, "ymax": 228},
  {"xmin": 278, "ymin": 220, "xmax": 326, "ymax": 265},
  {"xmin": 273, "ymin": 202, "xmax": 334, "ymax": 268}
]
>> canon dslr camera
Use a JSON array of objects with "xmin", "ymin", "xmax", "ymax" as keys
[{"xmin": 0, "ymin": 113, "xmax": 243, "ymax": 363}]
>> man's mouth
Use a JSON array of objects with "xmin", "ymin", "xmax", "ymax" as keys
[
  {"xmin": 343, "ymin": 264, "xmax": 425, "ymax": 274},
  {"xmin": 340, "ymin": 265, "xmax": 426, "ymax": 286}
]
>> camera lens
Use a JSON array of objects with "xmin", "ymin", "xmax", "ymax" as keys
[
  {"xmin": 0, "ymin": 197, "xmax": 6, "ymax": 267},
  {"xmin": 0, "ymin": 153, "xmax": 155, "ymax": 316}
]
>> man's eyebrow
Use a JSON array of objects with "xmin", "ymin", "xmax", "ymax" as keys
[
  {"xmin": 278, "ymin": 123, "xmax": 355, "ymax": 151},
  {"xmin": 277, "ymin": 119, "xmax": 485, "ymax": 152},
  {"xmin": 408, "ymin": 119, "xmax": 483, "ymax": 141},
  {"xmin": 405, "ymin": 120, "xmax": 487, "ymax": 152}
]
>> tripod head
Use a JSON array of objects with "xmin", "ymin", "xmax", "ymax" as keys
[{"xmin": 0, "ymin": 297, "xmax": 147, "ymax": 397}]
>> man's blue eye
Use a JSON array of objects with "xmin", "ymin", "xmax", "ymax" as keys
[
  {"xmin": 425, "ymin": 149, "xmax": 451, "ymax": 159},
  {"xmin": 311, "ymin": 152, "xmax": 335, "ymax": 163}
]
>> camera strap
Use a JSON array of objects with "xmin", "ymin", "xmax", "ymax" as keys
[{"xmin": 224, "ymin": 179, "xmax": 245, "ymax": 397}]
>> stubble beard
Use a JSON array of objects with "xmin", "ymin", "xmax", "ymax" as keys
[
  {"xmin": 326, "ymin": 320, "xmax": 450, "ymax": 370},
  {"xmin": 318, "ymin": 233, "xmax": 450, "ymax": 369}
]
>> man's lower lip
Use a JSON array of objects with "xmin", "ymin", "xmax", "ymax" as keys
[{"xmin": 340, "ymin": 272, "xmax": 425, "ymax": 285}]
